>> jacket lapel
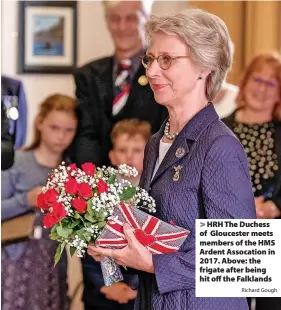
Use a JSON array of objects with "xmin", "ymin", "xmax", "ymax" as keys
[
  {"xmin": 93, "ymin": 57, "xmax": 114, "ymax": 115},
  {"xmin": 150, "ymin": 104, "xmax": 219, "ymax": 186},
  {"xmin": 151, "ymin": 137, "xmax": 190, "ymax": 185},
  {"xmin": 126, "ymin": 65, "xmax": 146, "ymax": 105},
  {"xmin": 141, "ymin": 132, "xmax": 161, "ymax": 191}
]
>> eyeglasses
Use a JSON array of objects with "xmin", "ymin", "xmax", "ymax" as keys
[
  {"xmin": 141, "ymin": 54, "xmax": 190, "ymax": 70},
  {"xmin": 251, "ymin": 76, "xmax": 278, "ymax": 89}
]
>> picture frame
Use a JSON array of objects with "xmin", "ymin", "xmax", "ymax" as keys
[{"xmin": 18, "ymin": 1, "xmax": 77, "ymax": 74}]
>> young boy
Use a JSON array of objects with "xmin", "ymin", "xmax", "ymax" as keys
[
  {"xmin": 109, "ymin": 119, "xmax": 151, "ymax": 185},
  {"xmin": 99, "ymin": 119, "xmax": 151, "ymax": 306}
]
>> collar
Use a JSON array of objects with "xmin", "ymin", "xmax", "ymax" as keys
[{"xmin": 155, "ymin": 103, "xmax": 219, "ymax": 143}]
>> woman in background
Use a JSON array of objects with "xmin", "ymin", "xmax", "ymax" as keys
[
  {"xmin": 223, "ymin": 52, "xmax": 281, "ymax": 310},
  {"xmin": 1, "ymin": 94, "xmax": 78, "ymax": 310}
]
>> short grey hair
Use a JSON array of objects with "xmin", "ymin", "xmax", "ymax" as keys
[
  {"xmin": 145, "ymin": 7, "xmax": 234, "ymax": 101},
  {"xmin": 102, "ymin": 1, "xmax": 154, "ymax": 17}
]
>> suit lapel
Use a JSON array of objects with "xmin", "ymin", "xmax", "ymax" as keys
[
  {"xmin": 126, "ymin": 65, "xmax": 146, "ymax": 105},
  {"xmin": 94, "ymin": 57, "xmax": 114, "ymax": 115},
  {"xmin": 114, "ymin": 65, "xmax": 147, "ymax": 117}
]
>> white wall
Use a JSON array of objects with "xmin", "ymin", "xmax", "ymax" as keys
[{"xmin": 1, "ymin": 0, "xmax": 187, "ymax": 144}]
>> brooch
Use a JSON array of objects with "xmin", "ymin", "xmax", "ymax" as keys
[
  {"xmin": 175, "ymin": 147, "xmax": 185, "ymax": 158},
  {"xmin": 173, "ymin": 165, "xmax": 183, "ymax": 182}
]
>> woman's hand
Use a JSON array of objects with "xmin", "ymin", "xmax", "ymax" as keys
[
  {"xmin": 88, "ymin": 224, "xmax": 154, "ymax": 273},
  {"xmin": 27, "ymin": 186, "xmax": 42, "ymax": 207},
  {"xmin": 100, "ymin": 282, "xmax": 137, "ymax": 304},
  {"xmin": 255, "ymin": 196, "xmax": 280, "ymax": 219}
]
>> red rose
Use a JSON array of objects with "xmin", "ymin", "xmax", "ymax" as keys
[
  {"xmin": 72, "ymin": 198, "xmax": 87, "ymax": 213},
  {"xmin": 36, "ymin": 192, "xmax": 49, "ymax": 210},
  {"xmin": 43, "ymin": 213, "xmax": 60, "ymax": 228},
  {"xmin": 51, "ymin": 202, "xmax": 67, "ymax": 218},
  {"xmin": 45, "ymin": 189, "xmax": 59, "ymax": 205},
  {"xmin": 65, "ymin": 178, "xmax": 78, "ymax": 194},
  {"xmin": 97, "ymin": 179, "xmax": 109, "ymax": 194},
  {"xmin": 81, "ymin": 163, "xmax": 96, "ymax": 176},
  {"xmin": 68, "ymin": 163, "xmax": 77, "ymax": 172},
  {"xmin": 36, "ymin": 189, "xmax": 58, "ymax": 210},
  {"xmin": 77, "ymin": 183, "xmax": 92, "ymax": 198}
]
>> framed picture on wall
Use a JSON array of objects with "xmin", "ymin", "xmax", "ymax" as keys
[{"xmin": 18, "ymin": 1, "xmax": 77, "ymax": 74}]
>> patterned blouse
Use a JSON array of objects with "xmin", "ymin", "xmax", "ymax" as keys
[{"xmin": 233, "ymin": 121, "xmax": 279, "ymax": 197}]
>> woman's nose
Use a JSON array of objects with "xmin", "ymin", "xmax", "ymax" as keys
[
  {"xmin": 256, "ymin": 80, "xmax": 267, "ymax": 92},
  {"xmin": 146, "ymin": 59, "xmax": 162, "ymax": 78}
]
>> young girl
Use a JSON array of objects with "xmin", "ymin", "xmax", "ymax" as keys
[{"xmin": 1, "ymin": 94, "xmax": 78, "ymax": 310}]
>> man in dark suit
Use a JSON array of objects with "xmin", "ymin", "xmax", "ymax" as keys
[
  {"xmin": 72, "ymin": 1, "xmax": 167, "ymax": 309},
  {"xmin": 1, "ymin": 102, "xmax": 14, "ymax": 170},
  {"xmin": 1, "ymin": 76, "xmax": 28, "ymax": 150}
]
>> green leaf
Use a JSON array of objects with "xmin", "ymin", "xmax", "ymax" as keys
[
  {"xmin": 97, "ymin": 209, "xmax": 109, "ymax": 220},
  {"xmin": 97, "ymin": 221, "xmax": 106, "ymax": 229},
  {"xmin": 49, "ymin": 231, "xmax": 59, "ymax": 240},
  {"xmin": 51, "ymin": 223, "xmax": 59, "ymax": 234},
  {"xmin": 83, "ymin": 232, "xmax": 92, "ymax": 242},
  {"xmin": 87, "ymin": 199, "xmax": 95, "ymax": 215},
  {"xmin": 73, "ymin": 212, "xmax": 81, "ymax": 219},
  {"xmin": 120, "ymin": 187, "xmax": 136, "ymax": 201},
  {"xmin": 68, "ymin": 219, "xmax": 80, "ymax": 229},
  {"xmin": 85, "ymin": 213, "xmax": 98, "ymax": 223},
  {"xmin": 70, "ymin": 246, "xmax": 76, "ymax": 257},
  {"xmin": 76, "ymin": 228, "xmax": 86, "ymax": 241},
  {"xmin": 54, "ymin": 242, "xmax": 66, "ymax": 266},
  {"xmin": 107, "ymin": 174, "xmax": 116, "ymax": 184},
  {"xmin": 57, "ymin": 225, "xmax": 73, "ymax": 238},
  {"xmin": 85, "ymin": 222, "xmax": 94, "ymax": 228}
]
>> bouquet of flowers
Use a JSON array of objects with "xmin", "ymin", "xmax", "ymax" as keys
[
  {"xmin": 36, "ymin": 162, "xmax": 156, "ymax": 285},
  {"xmin": 37, "ymin": 162, "xmax": 190, "ymax": 286}
]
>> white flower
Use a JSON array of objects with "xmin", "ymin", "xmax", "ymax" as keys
[{"xmin": 118, "ymin": 164, "xmax": 138, "ymax": 177}]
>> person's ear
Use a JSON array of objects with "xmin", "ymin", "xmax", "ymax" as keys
[
  {"xmin": 35, "ymin": 116, "xmax": 43, "ymax": 132},
  {"xmin": 109, "ymin": 150, "xmax": 117, "ymax": 166},
  {"xmin": 197, "ymin": 68, "xmax": 212, "ymax": 80}
]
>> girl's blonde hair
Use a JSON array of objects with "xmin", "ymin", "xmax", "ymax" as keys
[{"xmin": 25, "ymin": 94, "xmax": 78, "ymax": 151}]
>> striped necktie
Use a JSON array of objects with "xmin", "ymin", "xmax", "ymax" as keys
[{"xmin": 112, "ymin": 59, "xmax": 132, "ymax": 116}]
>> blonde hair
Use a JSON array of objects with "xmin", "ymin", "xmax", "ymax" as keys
[
  {"xmin": 145, "ymin": 7, "xmax": 234, "ymax": 101},
  {"xmin": 111, "ymin": 119, "xmax": 151, "ymax": 146},
  {"xmin": 236, "ymin": 52, "xmax": 281, "ymax": 121},
  {"xmin": 25, "ymin": 94, "xmax": 78, "ymax": 151},
  {"xmin": 102, "ymin": 0, "xmax": 154, "ymax": 17}
]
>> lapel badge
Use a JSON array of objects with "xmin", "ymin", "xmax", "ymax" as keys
[
  {"xmin": 138, "ymin": 75, "xmax": 148, "ymax": 86},
  {"xmin": 173, "ymin": 165, "xmax": 183, "ymax": 182},
  {"xmin": 175, "ymin": 147, "xmax": 185, "ymax": 158}
]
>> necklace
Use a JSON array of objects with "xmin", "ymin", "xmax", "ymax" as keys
[{"xmin": 164, "ymin": 120, "xmax": 179, "ymax": 140}]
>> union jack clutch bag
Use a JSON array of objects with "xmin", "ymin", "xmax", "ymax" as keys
[{"xmin": 96, "ymin": 203, "xmax": 190, "ymax": 254}]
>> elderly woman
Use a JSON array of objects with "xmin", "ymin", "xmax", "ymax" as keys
[
  {"xmin": 223, "ymin": 52, "xmax": 281, "ymax": 310},
  {"xmin": 88, "ymin": 8, "xmax": 256, "ymax": 309}
]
